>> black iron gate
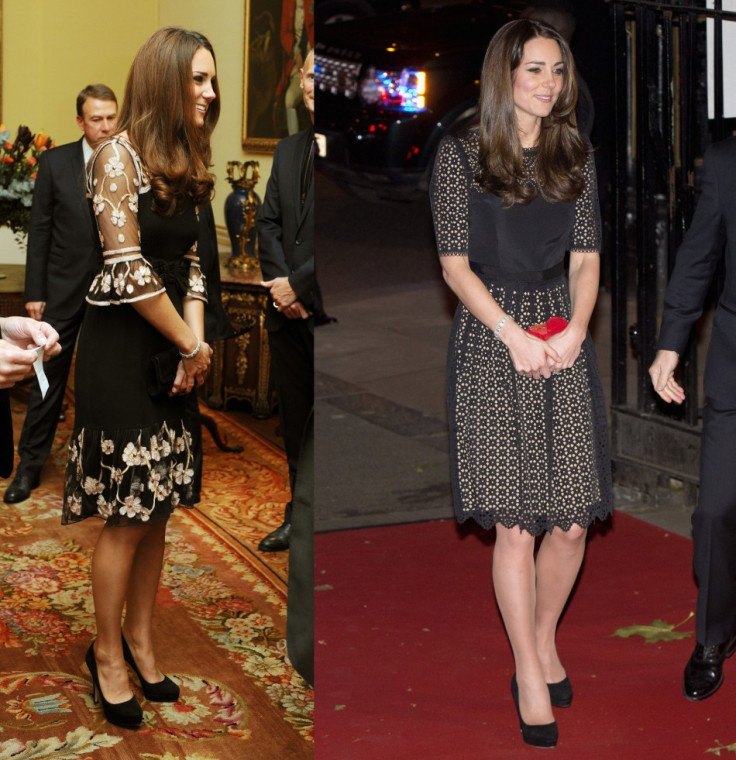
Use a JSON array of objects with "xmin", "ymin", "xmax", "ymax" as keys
[{"xmin": 608, "ymin": 0, "xmax": 736, "ymax": 499}]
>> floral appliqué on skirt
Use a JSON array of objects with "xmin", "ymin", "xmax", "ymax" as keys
[{"xmin": 63, "ymin": 419, "xmax": 196, "ymax": 526}]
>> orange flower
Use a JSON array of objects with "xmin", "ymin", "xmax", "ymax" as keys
[
  {"xmin": 30, "ymin": 172, "xmax": 37, "ymax": 179},
  {"xmin": 34, "ymin": 132, "xmax": 47, "ymax": 150},
  {"xmin": 27, "ymin": 156, "xmax": 36, "ymax": 166},
  {"xmin": 1, "ymin": 157, "xmax": 14, "ymax": 164},
  {"xmin": 3, "ymin": 142, "xmax": 12, "ymax": 150}
]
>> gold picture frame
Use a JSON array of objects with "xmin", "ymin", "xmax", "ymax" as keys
[{"xmin": 242, "ymin": 0, "xmax": 313, "ymax": 153}]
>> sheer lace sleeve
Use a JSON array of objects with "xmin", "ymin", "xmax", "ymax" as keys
[
  {"xmin": 569, "ymin": 153, "xmax": 601, "ymax": 253},
  {"xmin": 86, "ymin": 138, "xmax": 165, "ymax": 305},
  {"xmin": 184, "ymin": 246, "xmax": 208, "ymax": 303},
  {"xmin": 430, "ymin": 135, "xmax": 470, "ymax": 257}
]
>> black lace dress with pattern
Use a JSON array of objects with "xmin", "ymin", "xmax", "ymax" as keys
[
  {"xmin": 430, "ymin": 130, "xmax": 612, "ymax": 535},
  {"xmin": 63, "ymin": 136, "xmax": 207, "ymax": 526}
]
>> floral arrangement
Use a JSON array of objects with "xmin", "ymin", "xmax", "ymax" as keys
[{"xmin": 0, "ymin": 124, "xmax": 53, "ymax": 238}]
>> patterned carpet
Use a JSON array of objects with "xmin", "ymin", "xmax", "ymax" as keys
[{"xmin": 0, "ymin": 394, "xmax": 312, "ymax": 760}]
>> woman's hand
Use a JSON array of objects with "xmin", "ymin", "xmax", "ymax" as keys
[
  {"xmin": 168, "ymin": 341, "xmax": 213, "ymax": 396},
  {"xmin": 545, "ymin": 323, "xmax": 585, "ymax": 371},
  {"xmin": 502, "ymin": 322, "xmax": 560, "ymax": 380}
]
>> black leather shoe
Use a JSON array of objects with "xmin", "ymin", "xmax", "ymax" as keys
[
  {"xmin": 3, "ymin": 472, "xmax": 40, "ymax": 503},
  {"xmin": 258, "ymin": 520, "xmax": 291, "ymax": 552},
  {"xmin": 683, "ymin": 633, "xmax": 736, "ymax": 701}
]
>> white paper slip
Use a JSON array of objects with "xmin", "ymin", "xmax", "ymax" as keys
[{"xmin": 32, "ymin": 347, "xmax": 49, "ymax": 399}]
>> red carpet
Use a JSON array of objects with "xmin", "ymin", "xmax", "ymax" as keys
[{"xmin": 315, "ymin": 512, "xmax": 736, "ymax": 759}]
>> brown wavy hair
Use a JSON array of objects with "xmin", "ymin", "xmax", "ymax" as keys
[
  {"xmin": 115, "ymin": 27, "xmax": 221, "ymax": 215},
  {"xmin": 475, "ymin": 18, "xmax": 587, "ymax": 206}
]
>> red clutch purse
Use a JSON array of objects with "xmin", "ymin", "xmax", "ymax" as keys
[{"xmin": 525, "ymin": 317, "xmax": 568, "ymax": 341}]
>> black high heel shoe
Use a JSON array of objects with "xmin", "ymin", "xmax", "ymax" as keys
[
  {"xmin": 85, "ymin": 643, "xmax": 143, "ymax": 728},
  {"xmin": 547, "ymin": 676, "xmax": 572, "ymax": 708},
  {"xmin": 121, "ymin": 634, "xmax": 180, "ymax": 703},
  {"xmin": 510, "ymin": 674, "xmax": 558, "ymax": 748}
]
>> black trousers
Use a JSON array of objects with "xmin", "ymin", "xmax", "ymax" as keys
[
  {"xmin": 693, "ymin": 398, "xmax": 736, "ymax": 645},
  {"xmin": 267, "ymin": 319, "xmax": 313, "ymax": 496},
  {"xmin": 16, "ymin": 309, "xmax": 85, "ymax": 477},
  {"xmin": 287, "ymin": 406, "xmax": 314, "ymax": 685}
]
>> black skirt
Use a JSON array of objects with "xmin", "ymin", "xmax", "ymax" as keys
[{"xmin": 447, "ymin": 264, "xmax": 612, "ymax": 535}]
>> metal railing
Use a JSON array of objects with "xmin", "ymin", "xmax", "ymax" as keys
[{"xmin": 608, "ymin": 0, "xmax": 732, "ymax": 492}]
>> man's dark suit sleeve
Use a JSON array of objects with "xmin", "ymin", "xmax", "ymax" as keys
[
  {"xmin": 258, "ymin": 141, "xmax": 290, "ymax": 281},
  {"xmin": 288, "ymin": 255, "xmax": 315, "ymax": 306},
  {"xmin": 257, "ymin": 139, "xmax": 315, "ymax": 307},
  {"xmin": 24, "ymin": 151, "xmax": 54, "ymax": 303},
  {"xmin": 658, "ymin": 145, "xmax": 727, "ymax": 354}
]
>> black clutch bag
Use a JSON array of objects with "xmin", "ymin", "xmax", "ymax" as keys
[{"xmin": 147, "ymin": 347, "xmax": 180, "ymax": 397}]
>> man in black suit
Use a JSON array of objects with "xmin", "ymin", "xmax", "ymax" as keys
[
  {"xmin": 4, "ymin": 84, "xmax": 117, "ymax": 503},
  {"xmin": 650, "ymin": 136, "xmax": 736, "ymax": 701},
  {"xmin": 256, "ymin": 49, "xmax": 314, "ymax": 552},
  {"xmin": 0, "ymin": 316, "xmax": 61, "ymax": 479}
]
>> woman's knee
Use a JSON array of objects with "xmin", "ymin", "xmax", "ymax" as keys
[
  {"xmin": 549, "ymin": 524, "xmax": 587, "ymax": 545},
  {"xmin": 496, "ymin": 524, "xmax": 536, "ymax": 552}
]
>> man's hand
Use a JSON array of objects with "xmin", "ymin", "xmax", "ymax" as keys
[
  {"xmin": 25, "ymin": 301, "xmax": 46, "ymax": 320},
  {"xmin": 261, "ymin": 277, "xmax": 309, "ymax": 320},
  {"xmin": 262, "ymin": 276, "xmax": 299, "ymax": 310},
  {"xmin": 0, "ymin": 315, "xmax": 60, "ymax": 388},
  {"xmin": 281, "ymin": 301, "xmax": 310, "ymax": 319},
  {"xmin": 0, "ymin": 316, "xmax": 60, "ymax": 361},
  {"xmin": 0, "ymin": 341, "xmax": 37, "ymax": 388},
  {"xmin": 649, "ymin": 349, "xmax": 686, "ymax": 404}
]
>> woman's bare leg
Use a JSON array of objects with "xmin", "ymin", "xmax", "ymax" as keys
[
  {"xmin": 91, "ymin": 522, "xmax": 150, "ymax": 702},
  {"xmin": 121, "ymin": 519, "xmax": 169, "ymax": 683},
  {"xmin": 493, "ymin": 524, "xmax": 554, "ymax": 725},
  {"xmin": 534, "ymin": 525, "xmax": 587, "ymax": 683}
]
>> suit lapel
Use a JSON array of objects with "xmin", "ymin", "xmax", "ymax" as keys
[
  {"xmin": 293, "ymin": 130, "xmax": 313, "ymax": 231},
  {"xmin": 71, "ymin": 139, "xmax": 96, "ymax": 238},
  {"xmin": 72, "ymin": 139, "xmax": 87, "ymax": 195}
]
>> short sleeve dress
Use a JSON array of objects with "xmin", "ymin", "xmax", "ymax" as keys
[
  {"xmin": 430, "ymin": 130, "xmax": 612, "ymax": 535},
  {"xmin": 63, "ymin": 136, "xmax": 208, "ymax": 526}
]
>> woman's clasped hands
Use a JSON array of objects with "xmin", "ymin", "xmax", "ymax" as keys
[
  {"xmin": 169, "ymin": 339, "xmax": 213, "ymax": 396},
  {"xmin": 502, "ymin": 321, "xmax": 583, "ymax": 380}
]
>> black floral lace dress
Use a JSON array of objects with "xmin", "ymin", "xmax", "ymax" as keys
[
  {"xmin": 430, "ymin": 130, "xmax": 612, "ymax": 535},
  {"xmin": 63, "ymin": 136, "xmax": 207, "ymax": 526}
]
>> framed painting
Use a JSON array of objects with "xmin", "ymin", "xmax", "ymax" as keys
[{"xmin": 242, "ymin": 0, "xmax": 313, "ymax": 153}]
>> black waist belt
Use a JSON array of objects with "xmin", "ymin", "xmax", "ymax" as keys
[{"xmin": 470, "ymin": 261, "xmax": 565, "ymax": 284}]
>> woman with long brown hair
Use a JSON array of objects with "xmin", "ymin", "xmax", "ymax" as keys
[
  {"xmin": 63, "ymin": 27, "xmax": 220, "ymax": 728},
  {"xmin": 430, "ymin": 19, "xmax": 611, "ymax": 748}
]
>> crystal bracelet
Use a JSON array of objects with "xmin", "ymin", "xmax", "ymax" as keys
[
  {"xmin": 179, "ymin": 338, "xmax": 201, "ymax": 360},
  {"xmin": 493, "ymin": 314, "xmax": 513, "ymax": 339}
]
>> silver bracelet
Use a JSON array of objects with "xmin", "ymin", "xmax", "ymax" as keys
[
  {"xmin": 179, "ymin": 337, "xmax": 201, "ymax": 360},
  {"xmin": 493, "ymin": 314, "xmax": 512, "ymax": 339}
]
